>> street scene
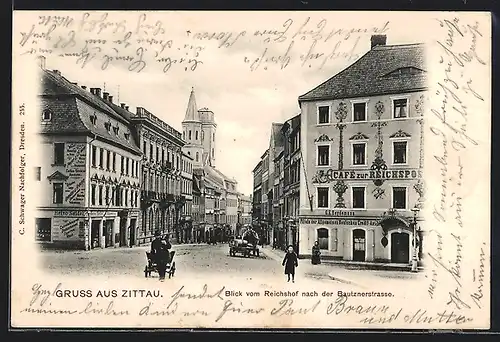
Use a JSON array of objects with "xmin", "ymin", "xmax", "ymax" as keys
[{"xmin": 31, "ymin": 13, "xmax": 426, "ymax": 292}]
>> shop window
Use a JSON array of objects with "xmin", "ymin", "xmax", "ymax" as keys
[
  {"xmin": 317, "ymin": 228, "xmax": 329, "ymax": 250},
  {"xmin": 35, "ymin": 218, "xmax": 51, "ymax": 242}
]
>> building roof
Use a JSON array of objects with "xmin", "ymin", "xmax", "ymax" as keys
[
  {"xmin": 183, "ymin": 88, "xmax": 201, "ymax": 122},
  {"xmin": 298, "ymin": 43, "xmax": 426, "ymax": 102},
  {"xmin": 39, "ymin": 69, "xmax": 141, "ymax": 154}
]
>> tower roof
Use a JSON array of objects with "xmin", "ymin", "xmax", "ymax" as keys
[{"xmin": 183, "ymin": 87, "xmax": 201, "ymax": 122}]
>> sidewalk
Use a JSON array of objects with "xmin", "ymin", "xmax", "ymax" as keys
[{"xmin": 260, "ymin": 246, "xmax": 421, "ymax": 288}]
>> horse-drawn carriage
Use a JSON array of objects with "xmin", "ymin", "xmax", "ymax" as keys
[
  {"xmin": 229, "ymin": 228, "xmax": 260, "ymax": 258},
  {"xmin": 144, "ymin": 250, "xmax": 176, "ymax": 278}
]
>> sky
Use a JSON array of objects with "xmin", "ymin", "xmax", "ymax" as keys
[{"xmin": 15, "ymin": 11, "xmax": 431, "ymax": 195}]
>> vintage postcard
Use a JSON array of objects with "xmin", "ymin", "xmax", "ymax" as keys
[{"xmin": 11, "ymin": 11, "xmax": 491, "ymax": 329}]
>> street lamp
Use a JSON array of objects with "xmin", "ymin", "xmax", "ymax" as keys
[{"xmin": 411, "ymin": 206, "xmax": 420, "ymax": 272}]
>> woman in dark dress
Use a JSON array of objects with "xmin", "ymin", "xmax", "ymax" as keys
[
  {"xmin": 282, "ymin": 245, "xmax": 298, "ymax": 283},
  {"xmin": 311, "ymin": 241, "xmax": 321, "ymax": 265}
]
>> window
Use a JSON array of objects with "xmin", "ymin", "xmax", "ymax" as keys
[
  {"xmin": 212, "ymin": 148, "xmax": 214, "ymax": 158},
  {"xmin": 106, "ymin": 150, "xmax": 111, "ymax": 170},
  {"xmin": 143, "ymin": 141, "xmax": 147, "ymax": 155},
  {"xmin": 53, "ymin": 183, "xmax": 63, "ymax": 204},
  {"xmin": 393, "ymin": 98, "xmax": 408, "ymax": 118},
  {"xmin": 392, "ymin": 187, "xmax": 407, "ymax": 209},
  {"xmin": 90, "ymin": 114, "xmax": 97, "ymax": 125},
  {"xmin": 195, "ymin": 131, "xmax": 198, "ymax": 140},
  {"xmin": 353, "ymin": 103, "xmax": 367, "ymax": 122},
  {"xmin": 126, "ymin": 158, "xmax": 130, "ymax": 175},
  {"xmin": 91, "ymin": 146, "xmax": 97, "ymax": 167},
  {"xmin": 393, "ymin": 141, "xmax": 408, "ymax": 164},
  {"xmin": 352, "ymin": 187, "xmax": 365, "ymax": 209},
  {"xmin": 113, "ymin": 125, "xmax": 119, "ymax": 135},
  {"xmin": 112, "ymin": 152, "xmax": 116, "ymax": 171},
  {"xmin": 317, "ymin": 228, "xmax": 329, "ymax": 250},
  {"xmin": 35, "ymin": 167, "xmax": 41, "ymax": 181},
  {"xmin": 99, "ymin": 148, "xmax": 104, "ymax": 168},
  {"xmin": 149, "ymin": 143, "xmax": 153, "ymax": 160},
  {"xmin": 104, "ymin": 121, "xmax": 111, "ymax": 132},
  {"xmin": 352, "ymin": 143, "xmax": 366, "ymax": 165},
  {"xmin": 317, "ymin": 145, "xmax": 330, "ymax": 166},
  {"xmin": 213, "ymin": 133, "xmax": 215, "ymax": 141},
  {"xmin": 98, "ymin": 185, "xmax": 103, "ymax": 205},
  {"xmin": 54, "ymin": 143, "xmax": 65, "ymax": 165},
  {"xmin": 318, "ymin": 106, "xmax": 330, "ymax": 124},
  {"xmin": 162, "ymin": 149, "xmax": 165, "ymax": 164},
  {"xmin": 196, "ymin": 152, "xmax": 199, "ymax": 162},
  {"xmin": 183, "ymin": 131, "xmax": 186, "ymax": 140},
  {"xmin": 189, "ymin": 130, "xmax": 192, "ymax": 140},
  {"xmin": 91, "ymin": 184, "xmax": 96, "ymax": 205},
  {"xmin": 120, "ymin": 156, "xmax": 124, "ymax": 174},
  {"xmin": 42, "ymin": 109, "xmax": 52, "ymax": 121},
  {"xmin": 317, "ymin": 187, "xmax": 329, "ymax": 208},
  {"xmin": 35, "ymin": 218, "xmax": 51, "ymax": 242},
  {"xmin": 156, "ymin": 147, "xmax": 160, "ymax": 161}
]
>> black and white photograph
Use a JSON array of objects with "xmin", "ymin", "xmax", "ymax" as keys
[{"xmin": 11, "ymin": 11, "xmax": 491, "ymax": 329}]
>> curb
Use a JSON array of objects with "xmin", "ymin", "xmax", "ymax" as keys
[{"xmin": 327, "ymin": 272, "xmax": 362, "ymax": 287}]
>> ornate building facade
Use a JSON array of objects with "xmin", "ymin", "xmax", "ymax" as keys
[
  {"xmin": 35, "ymin": 65, "xmax": 142, "ymax": 250},
  {"xmin": 298, "ymin": 35, "xmax": 427, "ymax": 264},
  {"xmin": 130, "ymin": 106, "xmax": 186, "ymax": 245}
]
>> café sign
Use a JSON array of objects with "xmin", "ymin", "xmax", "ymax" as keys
[{"xmin": 312, "ymin": 169, "xmax": 422, "ymax": 184}]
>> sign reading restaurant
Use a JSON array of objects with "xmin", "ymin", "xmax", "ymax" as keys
[{"xmin": 312, "ymin": 168, "xmax": 422, "ymax": 183}]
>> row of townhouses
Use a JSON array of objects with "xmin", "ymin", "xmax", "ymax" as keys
[
  {"xmin": 252, "ymin": 35, "xmax": 427, "ymax": 266},
  {"xmin": 34, "ymin": 57, "xmax": 251, "ymax": 250}
]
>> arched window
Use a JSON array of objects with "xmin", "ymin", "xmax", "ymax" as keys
[{"xmin": 317, "ymin": 228, "xmax": 329, "ymax": 250}]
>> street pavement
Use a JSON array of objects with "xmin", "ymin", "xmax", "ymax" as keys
[{"xmin": 38, "ymin": 243, "xmax": 425, "ymax": 296}]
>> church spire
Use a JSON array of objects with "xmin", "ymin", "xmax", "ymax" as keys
[{"xmin": 183, "ymin": 87, "xmax": 200, "ymax": 122}]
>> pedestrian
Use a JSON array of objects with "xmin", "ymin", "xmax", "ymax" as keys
[
  {"xmin": 156, "ymin": 239, "xmax": 171, "ymax": 281},
  {"xmin": 311, "ymin": 241, "xmax": 321, "ymax": 265},
  {"xmin": 151, "ymin": 231, "xmax": 162, "ymax": 263},
  {"xmin": 282, "ymin": 245, "xmax": 298, "ymax": 283}
]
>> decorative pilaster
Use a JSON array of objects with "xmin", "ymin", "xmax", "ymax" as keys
[
  {"xmin": 371, "ymin": 101, "xmax": 388, "ymax": 199},
  {"xmin": 335, "ymin": 102, "xmax": 347, "ymax": 170}
]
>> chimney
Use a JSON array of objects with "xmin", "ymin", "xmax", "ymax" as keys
[
  {"xmin": 53, "ymin": 70, "xmax": 61, "ymax": 76},
  {"xmin": 371, "ymin": 35, "xmax": 387, "ymax": 49},
  {"xmin": 103, "ymin": 92, "xmax": 109, "ymax": 101},
  {"xmin": 37, "ymin": 56, "xmax": 46, "ymax": 69},
  {"xmin": 120, "ymin": 103, "xmax": 126, "ymax": 109},
  {"xmin": 108, "ymin": 95, "xmax": 113, "ymax": 103},
  {"xmin": 95, "ymin": 88, "xmax": 102, "ymax": 97},
  {"xmin": 81, "ymin": 86, "xmax": 87, "ymax": 90},
  {"xmin": 125, "ymin": 106, "xmax": 129, "ymax": 111},
  {"xmin": 89, "ymin": 88, "xmax": 95, "ymax": 95}
]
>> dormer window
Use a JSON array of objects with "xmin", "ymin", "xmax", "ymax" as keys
[
  {"xmin": 90, "ymin": 114, "xmax": 97, "ymax": 125},
  {"xmin": 113, "ymin": 125, "xmax": 119, "ymax": 135},
  {"xmin": 104, "ymin": 121, "xmax": 111, "ymax": 132},
  {"xmin": 384, "ymin": 67, "xmax": 425, "ymax": 77},
  {"xmin": 42, "ymin": 109, "xmax": 52, "ymax": 121},
  {"xmin": 124, "ymin": 132, "xmax": 130, "ymax": 140}
]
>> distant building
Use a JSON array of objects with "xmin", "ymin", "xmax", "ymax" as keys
[
  {"xmin": 180, "ymin": 89, "xmax": 241, "ymax": 240},
  {"xmin": 297, "ymin": 35, "xmax": 427, "ymax": 262},
  {"xmin": 35, "ymin": 65, "xmax": 142, "ymax": 250}
]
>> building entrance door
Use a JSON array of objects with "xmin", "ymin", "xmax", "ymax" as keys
[
  {"xmin": 129, "ymin": 218, "xmax": 137, "ymax": 247},
  {"xmin": 353, "ymin": 229, "xmax": 366, "ymax": 261},
  {"xmin": 391, "ymin": 232, "xmax": 410, "ymax": 263}
]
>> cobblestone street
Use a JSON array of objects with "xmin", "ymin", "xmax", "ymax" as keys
[{"xmin": 38, "ymin": 243, "xmax": 424, "ymax": 297}]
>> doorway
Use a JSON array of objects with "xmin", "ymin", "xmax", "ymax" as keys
[
  {"xmin": 104, "ymin": 220, "xmax": 114, "ymax": 247},
  {"xmin": 119, "ymin": 217, "xmax": 127, "ymax": 247},
  {"xmin": 391, "ymin": 232, "xmax": 410, "ymax": 263},
  {"xmin": 129, "ymin": 218, "xmax": 137, "ymax": 247},
  {"xmin": 91, "ymin": 220, "xmax": 100, "ymax": 249},
  {"xmin": 352, "ymin": 229, "xmax": 366, "ymax": 261}
]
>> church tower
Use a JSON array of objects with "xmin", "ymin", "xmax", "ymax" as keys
[
  {"xmin": 181, "ymin": 88, "xmax": 204, "ymax": 168},
  {"xmin": 199, "ymin": 107, "xmax": 217, "ymax": 167}
]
